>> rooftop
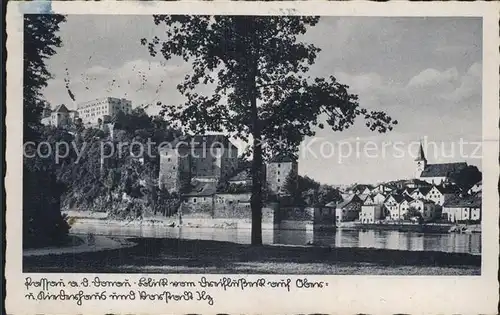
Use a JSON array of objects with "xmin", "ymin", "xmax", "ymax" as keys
[
  {"xmin": 443, "ymin": 194, "xmax": 481, "ymax": 208},
  {"xmin": 420, "ymin": 162, "xmax": 468, "ymax": 178},
  {"xmin": 53, "ymin": 104, "xmax": 69, "ymax": 113},
  {"xmin": 269, "ymin": 153, "xmax": 298, "ymax": 163},
  {"xmin": 228, "ymin": 168, "xmax": 252, "ymax": 182},
  {"xmin": 183, "ymin": 181, "xmax": 217, "ymax": 197}
]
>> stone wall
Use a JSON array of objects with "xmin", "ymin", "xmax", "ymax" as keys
[
  {"xmin": 180, "ymin": 196, "xmax": 214, "ymax": 218},
  {"xmin": 278, "ymin": 206, "xmax": 335, "ymax": 225},
  {"xmin": 213, "ymin": 194, "xmax": 277, "ymax": 223}
]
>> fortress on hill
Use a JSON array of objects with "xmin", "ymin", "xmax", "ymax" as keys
[
  {"xmin": 158, "ymin": 135, "xmax": 298, "ymax": 196},
  {"xmin": 157, "ymin": 135, "xmax": 335, "ymax": 230}
]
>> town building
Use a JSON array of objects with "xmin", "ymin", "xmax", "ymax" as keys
[
  {"xmin": 356, "ymin": 193, "xmax": 371, "ymax": 204},
  {"xmin": 77, "ymin": 97, "xmax": 132, "ymax": 125},
  {"xmin": 360, "ymin": 204, "xmax": 383, "ymax": 223},
  {"xmin": 414, "ymin": 142, "xmax": 468, "ymax": 185},
  {"xmin": 265, "ymin": 154, "xmax": 298, "ymax": 196},
  {"xmin": 363, "ymin": 194, "xmax": 375, "ymax": 206},
  {"xmin": 410, "ymin": 199, "xmax": 439, "ymax": 221},
  {"xmin": 40, "ymin": 104, "xmax": 77, "ymax": 128},
  {"xmin": 180, "ymin": 181, "xmax": 218, "ymax": 218},
  {"xmin": 350, "ymin": 184, "xmax": 373, "ymax": 195},
  {"xmin": 384, "ymin": 194, "xmax": 405, "ymax": 220},
  {"xmin": 425, "ymin": 184, "xmax": 461, "ymax": 206},
  {"xmin": 404, "ymin": 178, "xmax": 431, "ymax": 189},
  {"xmin": 442, "ymin": 194, "xmax": 481, "ymax": 223},
  {"xmin": 372, "ymin": 183, "xmax": 393, "ymax": 194},
  {"xmin": 398, "ymin": 195, "xmax": 415, "ymax": 219},
  {"xmin": 372, "ymin": 192, "xmax": 387, "ymax": 205},
  {"xmin": 335, "ymin": 194, "xmax": 362, "ymax": 222},
  {"xmin": 409, "ymin": 186, "xmax": 432, "ymax": 200}
]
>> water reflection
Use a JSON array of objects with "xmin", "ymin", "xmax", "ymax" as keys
[{"xmin": 73, "ymin": 223, "xmax": 481, "ymax": 255}]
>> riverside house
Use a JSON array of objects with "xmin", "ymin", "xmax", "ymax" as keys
[
  {"xmin": 442, "ymin": 193, "xmax": 481, "ymax": 223},
  {"xmin": 360, "ymin": 204, "xmax": 383, "ymax": 223},
  {"xmin": 335, "ymin": 194, "xmax": 363, "ymax": 222},
  {"xmin": 410, "ymin": 199, "xmax": 439, "ymax": 221},
  {"xmin": 425, "ymin": 184, "xmax": 461, "ymax": 206},
  {"xmin": 398, "ymin": 195, "xmax": 415, "ymax": 219}
]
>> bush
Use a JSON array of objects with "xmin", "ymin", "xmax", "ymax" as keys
[{"xmin": 23, "ymin": 168, "xmax": 70, "ymax": 248}]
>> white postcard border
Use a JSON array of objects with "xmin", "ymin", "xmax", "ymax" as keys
[{"xmin": 6, "ymin": 1, "xmax": 500, "ymax": 314}]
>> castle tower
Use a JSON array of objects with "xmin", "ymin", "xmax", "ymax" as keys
[
  {"xmin": 158, "ymin": 146, "xmax": 190, "ymax": 193},
  {"xmin": 266, "ymin": 154, "xmax": 298, "ymax": 196},
  {"xmin": 414, "ymin": 142, "xmax": 427, "ymax": 179}
]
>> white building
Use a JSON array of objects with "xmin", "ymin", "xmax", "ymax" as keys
[
  {"xmin": 398, "ymin": 195, "xmax": 415, "ymax": 219},
  {"xmin": 77, "ymin": 97, "xmax": 132, "ymax": 125},
  {"xmin": 425, "ymin": 184, "xmax": 460, "ymax": 206},
  {"xmin": 372, "ymin": 192, "xmax": 387, "ymax": 205},
  {"xmin": 360, "ymin": 204, "xmax": 383, "ymax": 223},
  {"xmin": 410, "ymin": 199, "xmax": 438, "ymax": 221},
  {"xmin": 442, "ymin": 194, "xmax": 481, "ymax": 223},
  {"xmin": 41, "ymin": 104, "xmax": 73, "ymax": 128}
]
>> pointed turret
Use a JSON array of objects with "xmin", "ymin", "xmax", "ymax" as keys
[
  {"xmin": 415, "ymin": 142, "xmax": 426, "ymax": 162},
  {"xmin": 414, "ymin": 141, "xmax": 427, "ymax": 179}
]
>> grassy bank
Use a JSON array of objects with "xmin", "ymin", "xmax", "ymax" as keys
[{"xmin": 23, "ymin": 238, "xmax": 480, "ymax": 275}]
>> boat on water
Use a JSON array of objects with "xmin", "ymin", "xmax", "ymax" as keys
[{"xmin": 448, "ymin": 225, "xmax": 474, "ymax": 234}]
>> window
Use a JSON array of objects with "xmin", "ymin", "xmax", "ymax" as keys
[
  {"xmin": 193, "ymin": 198, "xmax": 197, "ymax": 203},
  {"xmin": 277, "ymin": 179, "xmax": 280, "ymax": 182},
  {"xmin": 278, "ymin": 164, "xmax": 281, "ymax": 167},
  {"xmin": 278, "ymin": 171, "xmax": 280, "ymax": 175}
]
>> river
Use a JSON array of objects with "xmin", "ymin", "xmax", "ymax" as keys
[{"xmin": 71, "ymin": 223, "xmax": 481, "ymax": 255}]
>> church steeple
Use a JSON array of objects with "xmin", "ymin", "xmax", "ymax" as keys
[
  {"xmin": 415, "ymin": 142, "xmax": 426, "ymax": 162},
  {"xmin": 414, "ymin": 141, "xmax": 427, "ymax": 178}
]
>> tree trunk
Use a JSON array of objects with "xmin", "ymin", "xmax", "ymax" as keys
[
  {"xmin": 251, "ymin": 125, "xmax": 263, "ymax": 245},
  {"xmin": 250, "ymin": 47, "xmax": 263, "ymax": 245},
  {"xmin": 247, "ymin": 17, "xmax": 263, "ymax": 246}
]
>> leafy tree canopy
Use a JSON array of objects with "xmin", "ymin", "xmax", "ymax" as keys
[
  {"xmin": 141, "ymin": 15, "xmax": 397, "ymax": 245},
  {"xmin": 24, "ymin": 14, "xmax": 66, "ymax": 140}
]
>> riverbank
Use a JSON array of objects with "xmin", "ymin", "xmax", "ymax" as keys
[
  {"xmin": 66, "ymin": 212, "xmax": 481, "ymax": 235},
  {"xmin": 340, "ymin": 222, "xmax": 481, "ymax": 234},
  {"xmin": 23, "ymin": 237, "xmax": 480, "ymax": 275},
  {"xmin": 23, "ymin": 234, "xmax": 136, "ymax": 257}
]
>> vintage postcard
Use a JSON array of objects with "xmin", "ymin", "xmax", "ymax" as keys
[{"xmin": 5, "ymin": 1, "xmax": 500, "ymax": 314}]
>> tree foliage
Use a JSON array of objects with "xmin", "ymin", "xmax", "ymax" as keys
[
  {"xmin": 449, "ymin": 165, "xmax": 482, "ymax": 193},
  {"xmin": 23, "ymin": 14, "xmax": 68, "ymax": 248},
  {"xmin": 24, "ymin": 14, "xmax": 66, "ymax": 140},
  {"xmin": 142, "ymin": 15, "xmax": 397, "ymax": 244},
  {"xmin": 283, "ymin": 172, "xmax": 342, "ymax": 206}
]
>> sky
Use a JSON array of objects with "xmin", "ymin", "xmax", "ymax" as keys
[{"xmin": 41, "ymin": 16, "xmax": 482, "ymax": 185}]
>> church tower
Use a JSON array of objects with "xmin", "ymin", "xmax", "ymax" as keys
[{"xmin": 414, "ymin": 142, "xmax": 427, "ymax": 179}]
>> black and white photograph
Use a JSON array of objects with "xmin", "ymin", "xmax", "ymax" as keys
[
  {"xmin": 21, "ymin": 13, "xmax": 484, "ymax": 274},
  {"xmin": 5, "ymin": 1, "xmax": 499, "ymax": 314}
]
